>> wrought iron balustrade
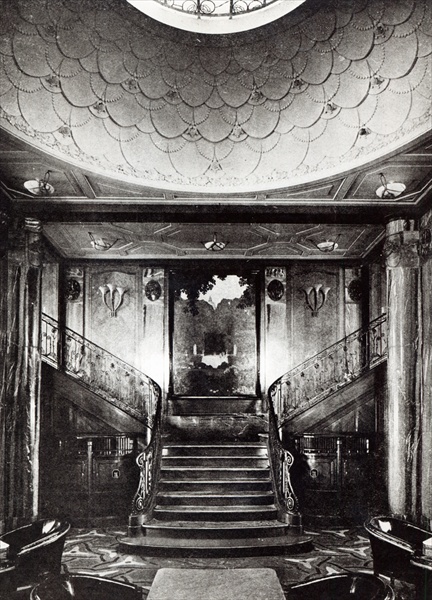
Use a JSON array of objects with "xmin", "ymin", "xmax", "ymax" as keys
[
  {"xmin": 269, "ymin": 314, "xmax": 387, "ymax": 426},
  {"xmin": 264, "ymin": 409, "xmax": 302, "ymax": 529},
  {"xmin": 41, "ymin": 313, "xmax": 161, "ymax": 428},
  {"xmin": 129, "ymin": 396, "xmax": 163, "ymax": 528}
]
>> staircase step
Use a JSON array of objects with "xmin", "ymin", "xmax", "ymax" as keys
[
  {"xmin": 161, "ymin": 456, "xmax": 269, "ymax": 468},
  {"xmin": 159, "ymin": 479, "xmax": 272, "ymax": 493},
  {"xmin": 160, "ymin": 467, "xmax": 271, "ymax": 480},
  {"xmin": 164, "ymin": 415, "xmax": 268, "ymax": 443},
  {"xmin": 118, "ymin": 528, "xmax": 313, "ymax": 556},
  {"xmin": 156, "ymin": 492, "xmax": 274, "ymax": 506},
  {"xmin": 163, "ymin": 444, "xmax": 267, "ymax": 457},
  {"xmin": 153, "ymin": 505, "xmax": 278, "ymax": 521},
  {"xmin": 141, "ymin": 520, "xmax": 291, "ymax": 539}
]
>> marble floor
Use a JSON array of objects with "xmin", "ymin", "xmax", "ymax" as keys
[{"xmin": 60, "ymin": 526, "xmax": 415, "ymax": 599}]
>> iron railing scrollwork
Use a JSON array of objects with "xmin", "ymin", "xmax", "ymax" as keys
[
  {"xmin": 264, "ymin": 402, "xmax": 301, "ymax": 528},
  {"xmin": 41, "ymin": 313, "xmax": 164, "ymax": 528},
  {"xmin": 130, "ymin": 397, "xmax": 163, "ymax": 523},
  {"xmin": 269, "ymin": 314, "xmax": 387, "ymax": 426},
  {"xmin": 41, "ymin": 313, "xmax": 160, "ymax": 428}
]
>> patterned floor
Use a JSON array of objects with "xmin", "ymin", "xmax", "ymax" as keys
[{"xmin": 61, "ymin": 526, "xmax": 415, "ymax": 598}]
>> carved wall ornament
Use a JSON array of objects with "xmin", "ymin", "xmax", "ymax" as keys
[
  {"xmin": 99, "ymin": 284, "xmax": 128, "ymax": 317},
  {"xmin": 383, "ymin": 231, "xmax": 420, "ymax": 269},
  {"xmin": 301, "ymin": 284, "xmax": 330, "ymax": 317},
  {"xmin": 419, "ymin": 227, "xmax": 432, "ymax": 260},
  {"xmin": 266, "ymin": 267, "xmax": 286, "ymax": 280},
  {"xmin": 24, "ymin": 217, "xmax": 42, "ymax": 233}
]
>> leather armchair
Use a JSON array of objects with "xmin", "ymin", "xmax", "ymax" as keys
[
  {"xmin": 286, "ymin": 572, "xmax": 394, "ymax": 599},
  {"xmin": 0, "ymin": 519, "xmax": 70, "ymax": 591},
  {"xmin": 365, "ymin": 515, "xmax": 432, "ymax": 584}
]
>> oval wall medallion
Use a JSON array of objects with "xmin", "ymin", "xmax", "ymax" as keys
[
  {"xmin": 145, "ymin": 280, "xmax": 162, "ymax": 301},
  {"xmin": 65, "ymin": 278, "xmax": 81, "ymax": 301},
  {"xmin": 267, "ymin": 279, "xmax": 284, "ymax": 301},
  {"xmin": 347, "ymin": 278, "xmax": 363, "ymax": 303}
]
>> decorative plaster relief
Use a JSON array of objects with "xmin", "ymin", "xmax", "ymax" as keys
[{"xmin": 0, "ymin": 0, "xmax": 430, "ymax": 193}]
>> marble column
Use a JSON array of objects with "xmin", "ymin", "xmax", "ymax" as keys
[
  {"xmin": 384, "ymin": 218, "xmax": 420, "ymax": 519},
  {"xmin": 419, "ymin": 211, "xmax": 432, "ymax": 528},
  {"xmin": 0, "ymin": 210, "xmax": 8, "ymax": 532},
  {"xmin": 4, "ymin": 218, "xmax": 43, "ymax": 526}
]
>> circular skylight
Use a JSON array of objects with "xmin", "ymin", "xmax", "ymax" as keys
[{"xmin": 127, "ymin": 0, "xmax": 307, "ymax": 34}]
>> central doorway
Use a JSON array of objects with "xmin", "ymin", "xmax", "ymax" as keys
[{"xmin": 169, "ymin": 267, "xmax": 260, "ymax": 397}]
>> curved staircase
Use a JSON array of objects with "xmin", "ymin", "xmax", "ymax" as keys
[{"xmin": 119, "ymin": 415, "xmax": 312, "ymax": 556}]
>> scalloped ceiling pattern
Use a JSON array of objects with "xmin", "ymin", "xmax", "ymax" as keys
[{"xmin": 0, "ymin": 0, "xmax": 431, "ymax": 193}]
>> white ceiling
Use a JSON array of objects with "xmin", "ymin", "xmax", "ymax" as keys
[{"xmin": 0, "ymin": 0, "xmax": 430, "ymax": 195}]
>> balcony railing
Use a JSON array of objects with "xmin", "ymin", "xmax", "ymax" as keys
[
  {"xmin": 269, "ymin": 314, "xmax": 387, "ymax": 427},
  {"xmin": 41, "ymin": 313, "xmax": 160, "ymax": 428}
]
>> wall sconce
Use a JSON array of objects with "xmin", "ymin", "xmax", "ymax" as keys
[
  {"xmin": 89, "ymin": 232, "xmax": 118, "ymax": 251},
  {"xmin": 375, "ymin": 173, "xmax": 406, "ymax": 199},
  {"xmin": 99, "ymin": 284, "xmax": 127, "ymax": 317},
  {"xmin": 203, "ymin": 233, "xmax": 227, "ymax": 252},
  {"xmin": 301, "ymin": 284, "xmax": 330, "ymax": 317},
  {"xmin": 24, "ymin": 170, "xmax": 54, "ymax": 196}
]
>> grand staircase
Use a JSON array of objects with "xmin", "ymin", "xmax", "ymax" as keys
[
  {"xmin": 119, "ymin": 415, "xmax": 312, "ymax": 556},
  {"xmin": 41, "ymin": 312, "xmax": 387, "ymax": 554}
]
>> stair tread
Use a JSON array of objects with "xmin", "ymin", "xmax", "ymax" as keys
[
  {"xmin": 162, "ymin": 456, "xmax": 267, "ymax": 459},
  {"xmin": 158, "ymin": 492, "xmax": 273, "ymax": 497},
  {"xmin": 155, "ymin": 505, "xmax": 276, "ymax": 512},
  {"xmin": 161, "ymin": 466, "xmax": 269, "ymax": 470},
  {"xmin": 164, "ymin": 442, "xmax": 266, "ymax": 448},
  {"xmin": 119, "ymin": 532, "xmax": 313, "ymax": 556},
  {"xmin": 160, "ymin": 479, "xmax": 271, "ymax": 484},
  {"xmin": 143, "ymin": 519, "xmax": 288, "ymax": 529},
  {"xmin": 119, "ymin": 535, "xmax": 311, "ymax": 549}
]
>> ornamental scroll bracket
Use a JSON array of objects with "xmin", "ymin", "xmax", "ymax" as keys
[{"xmin": 301, "ymin": 284, "xmax": 330, "ymax": 317}]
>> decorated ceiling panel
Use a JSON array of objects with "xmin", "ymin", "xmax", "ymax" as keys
[
  {"xmin": 0, "ymin": 0, "xmax": 430, "ymax": 195},
  {"xmin": 42, "ymin": 222, "xmax": 384, "ymax": 260}
]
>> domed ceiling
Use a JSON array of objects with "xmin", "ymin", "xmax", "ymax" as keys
[{"xmin": 0, "ymin": 0, "xmax": 430, "ymax": 195}]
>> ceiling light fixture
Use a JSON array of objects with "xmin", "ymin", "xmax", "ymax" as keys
[
  {"xmin": 375, "ymin": 173, "xmax": 406, "ymax": 199},
  {"xmin": 203, "ymin": 233, "xmax": 227, "ymax": 252},
  {"xmin": 88, "ymin": 232, "xmax": 118, "ymax": 251},
  {"xmin": 316, "ymin": 239, "xmax": 339, "ymax": 253},
  {"xmin": 23, "ymin": 170, "xmax": 54, "ymax": 196}
]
